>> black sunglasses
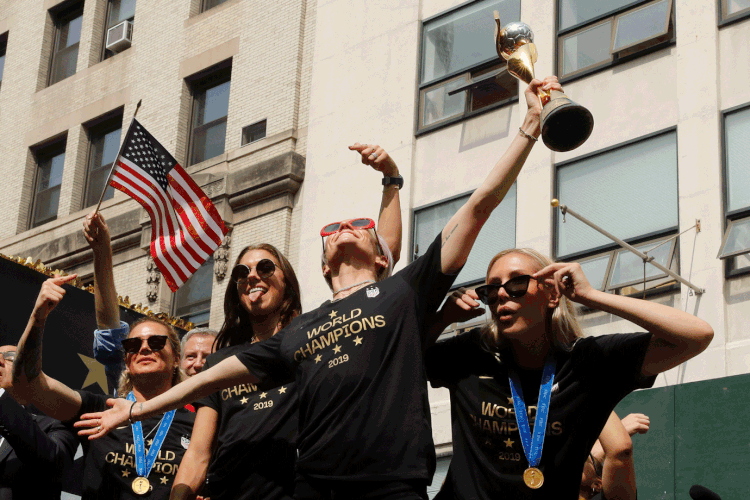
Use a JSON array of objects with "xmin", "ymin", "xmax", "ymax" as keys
[
  {"xmin": 1, "ymin": 351, "xmax": 16, "ymax": 362},
  {"xmin": 475, "ymin": 275, "xmax": 537, "ymax": 302},
  {"xmin": 121, "ymin": 335, "xmax": 169, "ymax": 355},
  {"xmin": 231, "ymin": 259, "xmax": 277, "ymax": 283}
]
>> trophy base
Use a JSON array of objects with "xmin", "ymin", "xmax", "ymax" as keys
[{"xmin": 540, "ymin": 91, "xmax": 594, "ymax": 152}]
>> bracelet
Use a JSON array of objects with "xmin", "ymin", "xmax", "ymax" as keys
[
  {"xmin": 128, "ymin": 401, "xmax": 137, "ymax": 424},
  {"xmin": 518, "ymin": 127, "xmax": 538, "ymax": 142}
]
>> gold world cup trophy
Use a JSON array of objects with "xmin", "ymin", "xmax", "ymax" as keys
[{"xmin": 494, "ymin": 12, "xmax": 594, "ymax": 152}]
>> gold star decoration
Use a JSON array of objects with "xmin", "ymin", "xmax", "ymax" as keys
[
  {"xmin": 160, "ymin": 476, "xmax": 168, "ymax": 485},
  {"xmin": 329, "ymin": 310, "xmax": 338, "ymax": 319},
  {"xmin": 504, "ymin": 438, "xmax": 514, "ymax": 448},
  {"xmin": 353, "ymin": 336, "xmax": 363, "ymax": 345},
  {"xmin": 78, "ymin": 354, "xmax": 109, "ymax": 394},
  {"xmin": 315, "ymin": 354, "xmax": 322, "ymax": 363},
  {"xmin": 259, "ymin": 392, "xmax": 267, "ymax": 399},
  {"xmin": 240, "ymin": 397, "xmax": 248, "ymax": 404},
  {"xmin": 147, "ymin": 439, "xmax": 153, "ymax": 447},
  {"xmin": 333, "ymin": 344, "xmax": 342, "ymax": 353},
  {"xmin": 507, "ymin": 397, "xmax": 514, "ymax": 405},
  {"xmin": 122, "ymin": 469, "xmax": 130, "ymax": 477},
  {"xmin": 278, "ymin": 386, "xmax": 287, "ymax": 394}
]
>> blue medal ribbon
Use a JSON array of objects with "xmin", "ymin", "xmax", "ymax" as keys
[
  {"xmin": 127, "ymin": 392, "xmax": 176, "ymax": 479},
  {"xmin": 507, "ymin": 355, "xmax": 556, "ymax": 469}
]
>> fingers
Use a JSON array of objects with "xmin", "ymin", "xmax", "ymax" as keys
[{"xmin": 51, "ymin": 274, "xmax": 77, "ymax": 285}]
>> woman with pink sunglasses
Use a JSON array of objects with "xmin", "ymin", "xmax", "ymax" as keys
[{"xmin": 77, "ymin": 76, "xmax": 563, "ymax": 499}]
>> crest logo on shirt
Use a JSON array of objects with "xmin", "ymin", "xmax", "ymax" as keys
[
  {"xmin": 366, "ymin": 286, "xmax": 379, "ymax": 298},
  {"xmin": 181, "ymin": 435, "xmax": 190, "ymax": 449}
]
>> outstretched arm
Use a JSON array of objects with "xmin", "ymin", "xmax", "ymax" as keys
[
  {"xmin": 440, "ymin": 77, "xmax": 560, "ymax": 274},
  {"xmin": 12, "ymin": 276, "xmax": 84, "ymax": 422},
  {"xmin": 596, "ymin": 411, "xmax": 637, "ymax": 500},
  {"xmin": 349, "ymin": 143, "xmax": 402, "ymax": 264},
  {"xmin": 75, "ymin": 355, "xmax": 255, "ymax": 439},
  {"xmin": 531, "ymin": 262, "xmax": 714, "ymax": 377}
]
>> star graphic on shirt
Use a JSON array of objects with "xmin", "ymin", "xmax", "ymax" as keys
[
  {"xmin": 147, "ymin": 439, "xmax": 153, "ymax": 447},
  {"xmin": 278, "ymin": 386, "xmax": 287, "ymax": 394},
  {"xmin": 122, "ymin": 469, "xmax": 130, "ymax": 477},
  {"xmin": 507, "ymin": 397, "xmax": 514, "ymax": 405},
  {"xmin": 315, "ymin": 354, "xmax": 322, "ymax": 363},
  {"xmin": 329, "ymin": 310, "xmax": 338, "ymax": 319},
  {"xmin": 260, "ymin": 392, "xmax": 267, "ymax": 399},
  {"xmin": 504, "ymin": 438, "xmax": 514, "ymax": 448},
  {"xmin": 240, "ymin": 397, "xmax": 248, "ymax": 404},
  {"xmin": 485, "ymin": 440, "xmax": 492, "ymax": 446},
  {"xmin": 353, "ymin": 336, "xmax": 363, "ymax": 345},
  {"xmin": 333, "ymin": 344, "xmax": 342, "ymax": 353},
  {"xmin": 160, "ymin": 476, "xmax": 169, "ymax": 485}
]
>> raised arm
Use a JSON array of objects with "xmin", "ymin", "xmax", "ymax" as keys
[
  {"xmin": 439, "ymin": 77, "xmax": 559, "ymax": 274},
  {"xmin": 12, "ymin": 276, "xmax": 84, "ymax": 422},
  {"xmin": 171, "ymin": 406, "xmax": 218, "ymax": 500},
  {"xmin": 596, "ymin": 411, "xmax": 637, "ymax": 500},
  {"xmin": 83, "ymin": 211, "xmax": 120, "ymax": 329},
  {"xmin": 349, "ymin": 143, "xmax": 402, "ymax": 263},
  {"xmin": 75, "ymin": 355, "xmax": 255, "ymax": 439},
  {"xmin": 531, "ymin": 262, "xmax": 714, "ymax": 377}
]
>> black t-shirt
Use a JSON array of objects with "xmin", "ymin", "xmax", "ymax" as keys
[
  {"xmin": 426, "ymin": 329, "xmax": 655, "ymax": 500},
  {"xmin": 235, "ymin": 232, "xmax": 457, "ymax": 481},
  {"xmin": 74, "ymin": 391, "xmax": 195, "ymax": 500},
  {"xmin": 195, "ymin": 343, "xmax": 298, "ymax": 500}
]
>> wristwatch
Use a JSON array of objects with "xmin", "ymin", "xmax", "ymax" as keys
[{"xmin": 382, "ymin": 175, "xmax": 404, "ymax": 190}]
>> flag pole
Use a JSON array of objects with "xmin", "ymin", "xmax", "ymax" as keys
[{"xmin": 93, "ymin": 99, "xmax": 142, "ymax": 215}]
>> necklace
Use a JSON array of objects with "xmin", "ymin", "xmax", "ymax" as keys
[{"xmin": 332, "ymin": 279, "xmax": 376, "ymax": 298}]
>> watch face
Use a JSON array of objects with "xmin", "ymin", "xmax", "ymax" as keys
[{"xmin": 383, "ymin": 176, "xmax": 404, "ymax": 189}]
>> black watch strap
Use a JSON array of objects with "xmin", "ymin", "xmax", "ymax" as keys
[{"xmin": 382, "ymin": 175, "xmax": 404, "ymax": 190}]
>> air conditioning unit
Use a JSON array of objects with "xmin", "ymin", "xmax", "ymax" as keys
[{"xmin": 105, "ymin": 20, "xmax": 133, "ymax": 53}]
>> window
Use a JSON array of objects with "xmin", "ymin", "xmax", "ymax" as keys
[
  {"xmin": 242, "ymin": 119, "xmax": 266, "ymax": 146},
  {"xmin": 103, "ymin": 0, "xmax": 135, "ymax": 59},
  {"xmin": 0, "ymin": 33, "xmax": 7, "ymax": 91},
  {"xmin": 173, "ymin": 256, "xmax": 214, "ymax": 327},
  {"xmin": 49, "ymin": 4, "xmax": 83, "ymax": 85},
  {"xmin": 427, "ymin": 456, "xmax": 452, "ymax": 499},
  {"xmin": 202, "ymin": 0, "xmax": 229, "ymax": 11},
  {"xmin": 413, "ymin": 184, "xmax": 516, "ymax": 289},
  {"xmin": 555, "ymin": 130, "xmax": 679, "ymax": 294},
  {"xmin": 719, "ymin": 0, "xmax": 750, "ymax": 25},
  {"xmin": 557, "ymin": 0, "xmax": 674, "ymax": 81},
  {"xmin": 719, "ymin": 105, "xmax": 750, "ymax": 276},
  {"xmin": 31, "ymin": 139, "xmax": 67, "ymax": 228},
  {"xmin": 188, "ymin": 67, "xmax": 231, "ymax": 165},
  {"xmin": 84, "ymin": 115, "xmax": 122, "ymax": 208},
  {"xmin": 417, "ymin": 0, "xmax": 520, "ymax": 134}
]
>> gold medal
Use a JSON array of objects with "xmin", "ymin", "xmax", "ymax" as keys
[
  {"xmin": 523, "ymin": 467, "xmax": 544, "ymax": 489},
  {"xmin": 132, "ymin": 477, "xmax": 151, "ymax": 495}
]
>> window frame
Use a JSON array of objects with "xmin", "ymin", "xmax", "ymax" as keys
[
  {"xmin": 0, "ymin": 32, "xmax": 7, "ymax": 92},
  {"xmin": 555, "ymin": 0, "xmax": 676, "ymax": 84},
  {"xmin": 415, "ymin": 0, "xmax": 521, "ymax": 136},
  {"xmin": 172, "ymin": 256, "xmax": 214, "ymax": 327},
  {"xmin": 83, "ymin": 111, "xmax": 124, "ymax": 209},
  {"xmin": 30, "ymin": 137, "xmax": 67, "ymax": 229},
  {"xmin": 186, "ymin": 63, "xmax": 232, "ymax": 167},
  {"xmin": 241, "ymin": 119, "xmax": 267, "ymax": 146},
  {"xmin": 721, "ymin": 102, "xmax": 750, "ymax": 278},
  {"xmin": 552, "ymin": 127, "xmax": 681, "ymax": 296},
  {"xmin": 718, "ymin": 0, "xmax": 750, "ymax": 27},
  {"xmin": 48, "ymin": 2, "xmax": 83, "ymax": 86},
  {"xmin": 101, "ymin": 0, "xmax": 136, "ymax": 61},
  {"xmin": 201, "ymin": 0, "xmax": 230, "ymax": 12}
]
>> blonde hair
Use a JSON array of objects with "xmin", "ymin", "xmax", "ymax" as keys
[
  {"xmin": 481, "ymin": 248, "xmax": 582, "ymax": 353},
  {"xmin": 118, "ymin": 317, "xmax": 186, "ymax": 396}
]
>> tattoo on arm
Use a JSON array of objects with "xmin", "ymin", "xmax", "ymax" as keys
[
  {"xmin": 442, "ymin": 224, "xmax": 458, "ymax": 248},
  {"xmin": 13, "ymin": 324, "xmax": 44, "ymax": 384}
]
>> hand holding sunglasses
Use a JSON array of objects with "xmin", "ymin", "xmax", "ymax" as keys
[
  {"xmin": 231, "ymin": 259, "xmax": 278, "ymax": 284},
  {"xmin": 531, "ymin": 262, "xmax": 593, "ymax": 301},
  {"xmin": 121, "ymin": 335, "xmax": 169, "ymax": 355}
]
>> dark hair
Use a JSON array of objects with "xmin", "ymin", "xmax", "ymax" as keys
[{"xmin": 214, "ymin": 243, "xmax": 302, "ymax": 350}]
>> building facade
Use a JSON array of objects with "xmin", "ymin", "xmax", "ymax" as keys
[{"xmin": 2, "ymin": 0, "xmax": 750, "ymax": 495}]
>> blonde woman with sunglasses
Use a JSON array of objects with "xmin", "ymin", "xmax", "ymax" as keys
[
  {"xmin": 78, "ymin": 76, "xmax": 565, "ymax": 500},
  {"xmin": 423, "ymin": 247, "xmax": 712, "ymax": 499}
]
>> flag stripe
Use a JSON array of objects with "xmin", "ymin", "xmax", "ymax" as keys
[
  {"xmin": 169, "ymin": 167, "xmax": 226, "ymax": 243},
  {"xmin": 167, "ymin": 172, "xmax": 223, "ymax": 247}
]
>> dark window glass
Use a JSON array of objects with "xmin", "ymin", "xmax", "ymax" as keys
[
  {"xmin": 49, "ymin": 8, "xmax": 82, "ymax": 85},
  {"xmin": 108, "ymin": 0, "xmax": 136, "ymax": 26},
  {"xmin": 203, "ymin": 0, "xmax": 229, "ymax": 11},
  {"xmin": 174, "ymin": 256, "xmax": 214, "ymax": 327},
  {"xmin": 85, "ymin": 125, "xmax": 121, "ymax": 207},
  {"xmin": 190, "ymin": 78, "xmax": 231, "ymax": 165},
  {"xmin": 32, "ymin": 148, "xmax": 66, "ymax": 228},
  {"xmin": 242, "ymin": 120, "xmax": 267, "ymax": 145}
]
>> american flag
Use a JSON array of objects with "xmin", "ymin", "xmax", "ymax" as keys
[{"xmin": 110, "ymin": 119, "xmax": 228, "ymax": 292}]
